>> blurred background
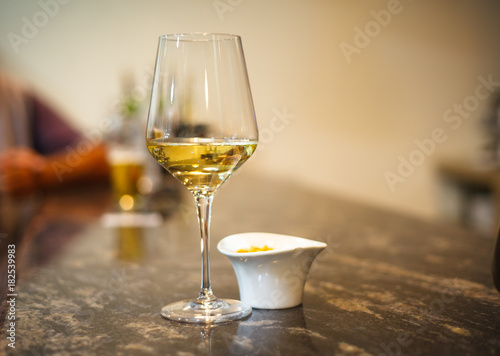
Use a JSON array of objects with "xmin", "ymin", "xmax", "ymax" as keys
[{"xmin": 1, "ymin": 0, "xmax": 500, "ymax": 235}]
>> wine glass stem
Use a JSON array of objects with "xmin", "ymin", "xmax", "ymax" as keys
[{"xmin": 195, "ymin": 195, "xmax": 215, "ymax": 302}]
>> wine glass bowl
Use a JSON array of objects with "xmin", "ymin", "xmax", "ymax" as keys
[{"xmin": 146, "ymin": 33, "xmax": 258, "ymax": 323}]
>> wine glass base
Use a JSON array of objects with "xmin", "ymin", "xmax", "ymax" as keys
[{"xmin": 161, "ymin": 298, "xmax": 252, "ymax": 324}]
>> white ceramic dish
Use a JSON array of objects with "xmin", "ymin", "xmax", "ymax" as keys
[{"xmin": 217, "ymin": 232, "xmax": 327, "ymax": 309}]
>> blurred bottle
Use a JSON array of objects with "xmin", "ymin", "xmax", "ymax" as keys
[
  {"xmin": 493, "ymin": 227, "xmax": 500, "ymax": 292},
  {"xmin": 481, "ymin": 94, "xmax": 500, "ymax": 165}
]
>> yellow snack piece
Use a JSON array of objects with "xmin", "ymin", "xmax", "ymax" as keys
[{"xmin": 236, "ymin": 245, "xmax": 274, "ymax": 253}]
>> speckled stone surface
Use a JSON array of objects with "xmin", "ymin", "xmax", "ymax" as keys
[{"xmin": 1, "ymin": 176, "xmax": 500, "ymax": 355}]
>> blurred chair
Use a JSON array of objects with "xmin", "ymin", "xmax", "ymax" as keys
[{"xmin": 0, "ymin": 71, "xmax": 109, "ymax": 196}]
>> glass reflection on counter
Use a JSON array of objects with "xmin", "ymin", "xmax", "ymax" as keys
[
  {"xmin": 176, "ymin": 322, "xmax": 239, "ymax": 356},
  {"xmin": 230, "ymin": 308, "xmax": 319, "ymax": 355},
  {"xmin": 115, "ymin": 226, "xmax": 145, "ymax": 262}
]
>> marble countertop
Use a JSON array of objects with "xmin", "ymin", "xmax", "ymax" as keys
[{"xmin": 1, "ymin": 175, "xmax": 499, "ymax": 355}]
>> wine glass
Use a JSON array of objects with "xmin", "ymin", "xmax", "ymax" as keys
[{"xmin": 146, "ymin": 33, "xmax": 258, "ymax": 323}]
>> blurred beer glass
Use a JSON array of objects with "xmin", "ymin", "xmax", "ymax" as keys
[
  {"xmin": 107, "ymin": 115, "xmax": 147, "ymax": 212},
  {"xmin": 109, "ymin": 149, "xmax": 144, "ymax": 211}
]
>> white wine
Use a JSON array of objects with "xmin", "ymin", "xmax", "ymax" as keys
[{"xmin": 147, "ymin": 138, "xmax": 257, "ymax": 197}]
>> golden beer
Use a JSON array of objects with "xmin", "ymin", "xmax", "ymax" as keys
[{"xmin": 108, "ymin": 150, "xmax": 145, "ymax": 211}]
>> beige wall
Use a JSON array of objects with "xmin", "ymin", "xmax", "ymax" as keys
[{"xmin": 1, "ymin": 0, "xmax": 500, "ymax": 220}]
